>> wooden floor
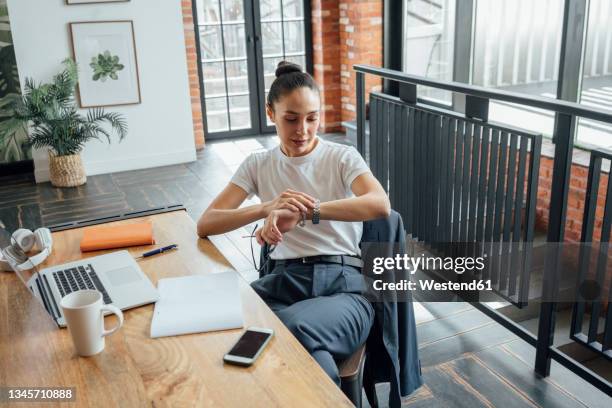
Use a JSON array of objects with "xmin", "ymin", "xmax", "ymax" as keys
[
  {"xmin": 396, "ymin": 302, "xmax": 609, "ymax": 408},
  {"xmin": 1, "ymin": 134, "xmax": 609, "ymax": 407}
]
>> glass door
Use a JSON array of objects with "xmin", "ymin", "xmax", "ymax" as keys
[
  {"xmin": 195, "ymin": 0, "xmax": 257, "ymax": 138},
  {"xmin": 194, "ymin": 0, "xmax": 311, "ymax": 139},
  {"xmin": 255, "ymin": 0, "xmax": 310, "ymax": 132}
]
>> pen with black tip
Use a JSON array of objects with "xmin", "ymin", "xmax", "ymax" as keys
[{"xmin": 135, "ymin": 244, "xmax": 178, "ymax": 260}]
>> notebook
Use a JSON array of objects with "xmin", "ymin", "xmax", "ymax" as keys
[
  {"xmin": 150, "ymin": 272, "xmax": 244, "ymax": 338},
  {"xmin": 80, "ymin": 222, "xmax": 155, "ymax": 252}
]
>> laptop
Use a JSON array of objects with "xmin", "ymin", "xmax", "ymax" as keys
[{"xmin": 23, "ymin": 251, "xmax": 159, "ymax": 328}]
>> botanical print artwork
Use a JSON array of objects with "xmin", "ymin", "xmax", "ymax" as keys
[
  {"xmin": 0, "ymin": 0, "xmax": 29, "ymax": 164},
  {"xmin": 90, "ymin": 50, "xmax": 125, "ymax": 82},
  {"xmin": 70, "ymin": 21, "xmax": 141, "ymax": 107}
]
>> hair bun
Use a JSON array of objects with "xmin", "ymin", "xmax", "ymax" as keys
[{"xmin": 275, "ymin": 61, "xmax": 302, "ymax": 78}]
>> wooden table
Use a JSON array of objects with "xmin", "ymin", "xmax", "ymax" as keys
[{"xmin": 0, "ymin": 210, "xmax": 352, "ymax": 407}]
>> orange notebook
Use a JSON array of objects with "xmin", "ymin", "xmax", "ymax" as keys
[{"xmin": 80, "ymin": 222, "xmax": 155, "ymax": 252}]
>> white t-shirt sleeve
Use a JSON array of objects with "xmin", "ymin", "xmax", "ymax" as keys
[
  {"xmin": 340, "ymin": 146, "xmax": 372, "ymax": 190},
  {"xmin": 230, "ymin": 154, "xmax": 258, "ymax": 197}
]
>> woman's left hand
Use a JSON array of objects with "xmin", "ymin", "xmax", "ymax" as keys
[{"xmin": 255, "ymin": 209, "xmax": 302, "ymax": 245}]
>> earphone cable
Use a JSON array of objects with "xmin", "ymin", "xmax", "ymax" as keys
[{"xmin": 247, "ymin": 223, "xmax": 275, "ymax": 274}]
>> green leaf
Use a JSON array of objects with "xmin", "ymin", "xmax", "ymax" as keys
[
  {"xmin": 0, "ymin": 46, "xmax": 21, "ymax": 96},
  {"xmin": 3, "ymin": 135, "xmax": 23, "ymax": 162}
]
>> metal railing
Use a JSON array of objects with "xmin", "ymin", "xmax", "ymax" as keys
[
  {"xmin": 354, "ymin": 64, "xmax": 612, "ymax": 396},
  {"xmin": 571, "ymin": 149, "xmax": 612, "ymax": 360},
  {"xmin": 368, "ymin": 92, "xmax": 541, "ymax": 306}
]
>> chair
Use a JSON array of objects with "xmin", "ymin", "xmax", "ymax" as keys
[{"xmin": 339, "ymin": 344, "xmax": 367, "ymax": 407}]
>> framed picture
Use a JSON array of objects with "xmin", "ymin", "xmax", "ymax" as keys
[
  {"xmin": 66, "ymin": 0, "xmax": 130, "ymax": 4},
  {"xmin": 69, "ymin": 20, "xmax": 141, "ymax": 107}
]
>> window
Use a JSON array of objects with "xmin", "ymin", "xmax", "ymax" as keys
[
  {"xmin": 260, "ymin": 0, "xmax": 307, "ymax": 127},
  {"xmin": 197, "ymin": 0, "xmax": 251, "ymax": 133},
  {"xmin": 472, "ymin": 0, "xmax": 564, "ymax": 136},
  {"xmin": 195, "ymin": 0, "xmax": 310, "ymax": 137},
  {"xmin": 576, "ymin": 0, "xmax": 612, "ymax": 150},
  {"xmin": 403, "ymin": 0, "xmax": 456, "ymax": 104}
]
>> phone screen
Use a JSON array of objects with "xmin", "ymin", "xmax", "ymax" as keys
[{"xmin": 227, "ymin": 330, "xmax": 271, "ymax": 358}]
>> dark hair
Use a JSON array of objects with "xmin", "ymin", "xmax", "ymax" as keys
[{"xmin": 266, "ymin": 61, "xmax": 319, "ymax": 109}]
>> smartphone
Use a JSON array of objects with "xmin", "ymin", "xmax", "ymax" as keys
[{"xmin": 223, "ymin": 327, "xmax": 274, "ymax": 366}]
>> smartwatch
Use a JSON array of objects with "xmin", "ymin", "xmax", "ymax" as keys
[{"xmin": 312, "ymin": 199, "xmax": 321, "ymax": 224}]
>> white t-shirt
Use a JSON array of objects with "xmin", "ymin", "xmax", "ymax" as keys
[{"xmin": 230, "ymin": 138, "xmax": 371, "ymax": 260}]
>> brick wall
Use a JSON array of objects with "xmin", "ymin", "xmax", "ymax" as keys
[
  {"xmin": 181, "ymin": 0, "xmax": 205, "ymax": 149},
  {"xmin": 339, "ymin": 0, "xmax": 383, "ymax": 124},
  {"xmin": 311, "ymin": 0, "xmax": 342, "ymax": 132},
  {"xmin": 536, "ymin": 158, "xmax": 609, "ymax": 243},
  {"xmin": 312, "ymin": 0, "xmax": 383, "ymax": 132}
]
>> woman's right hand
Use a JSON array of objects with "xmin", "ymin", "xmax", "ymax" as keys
[
  {"xmin": 255, "ymin": 208, "xmax": 302, "ymax": 245},
  {"xmin": 261, "ymin": 189, "xmax": 316, "ymax": 216}
]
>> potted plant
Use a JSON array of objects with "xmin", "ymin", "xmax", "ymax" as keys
[{"xmin": 0, "ymin": 58, "xmax": 127, "ymax": 187}]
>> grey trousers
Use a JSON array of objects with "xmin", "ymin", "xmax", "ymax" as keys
[{"xmin": 250, "ymin": 262, "xmax": 375, "ymax": 385}]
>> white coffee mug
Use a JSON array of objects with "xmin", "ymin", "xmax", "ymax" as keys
[{"xmin": 60, "ymin": 290, "xmax": 124, "ymax": 357}]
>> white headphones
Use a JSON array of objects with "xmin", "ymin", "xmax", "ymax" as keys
[{"xmin": 0, "ymin": 228, "xmax": 53, "ymax": 272}]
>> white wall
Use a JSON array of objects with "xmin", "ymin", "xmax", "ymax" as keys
[{"xmin": 7, "ymin": 0, "xmax": 196, "ymax": 182}]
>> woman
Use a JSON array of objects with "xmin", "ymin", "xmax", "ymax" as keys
[{"xmin": 197, "ymin": 61, "xmax": 390, "ymax": 385}]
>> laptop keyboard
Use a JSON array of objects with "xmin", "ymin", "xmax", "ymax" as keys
[{"xmin": 53, "ymin": 264, "xmax": 113, "ymax": 304}]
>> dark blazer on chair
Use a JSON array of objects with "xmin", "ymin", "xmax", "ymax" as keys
[
  {"xmin": 361, "ymin": 210, "xmax": 423, "ymax": 408},
  {"xmin": 258, "ymin": 210, "xmax": 423, "ymax": 408}
]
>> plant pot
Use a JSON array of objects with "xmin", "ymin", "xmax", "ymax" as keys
[{"xmin": 49, "ymin": 153, "xmax": 87, "ymax": 187}]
